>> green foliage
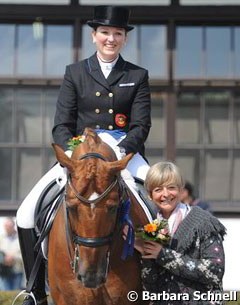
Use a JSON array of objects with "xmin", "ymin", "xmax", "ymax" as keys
[
  {"xmin": 229, "ymin": 295, "xmax": 240, "ymax": 305},
  {"xmin": 0, "ymin": 291, "xmax": 22, "ymax": 305},
  {"xmin": 67, "ymin": 135, "xmax": 85, "ymax": 151}
]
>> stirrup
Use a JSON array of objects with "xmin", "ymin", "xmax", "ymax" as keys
[
  {"xmin": 12, "ymin": 290, "xmax": 48, "ymax": 305},
  {"xmin": 23, "ymin": 294, "xmax": 48, "ymax": 305}
]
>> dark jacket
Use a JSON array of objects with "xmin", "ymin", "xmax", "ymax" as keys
[
  {"xmin": 141, "ymin": 206, "xmax": 226, "ymax": 305},
  {"xmin": 52, "ymin": 53, "xmax": 151, "ymax": 155}
]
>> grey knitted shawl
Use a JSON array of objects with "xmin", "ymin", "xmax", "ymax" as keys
[{"xmin": 172, "ymin": 206, "xmax": 226, "ymax": 252}]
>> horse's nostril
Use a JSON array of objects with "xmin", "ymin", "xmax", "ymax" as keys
[{"xmin": 77, "ymin": 274, "xmax": 82, "ymax": 281}]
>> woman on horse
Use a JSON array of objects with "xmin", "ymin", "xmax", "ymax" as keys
[{"xmin": 16, "ymin": 5, "xmax": 151, "ymax": 305}]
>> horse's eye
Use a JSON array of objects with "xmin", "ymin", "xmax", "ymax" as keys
[{"xmin": 107, "ymin": 205, "xmax": 118, "ymax": 214}]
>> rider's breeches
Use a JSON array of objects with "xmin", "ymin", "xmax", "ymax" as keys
[
  {"xmin": 16, "ymin": 163, "xmax": 67, "ymax": 229},
  {"xmin": 16, "ymin": 132, "xmax": 149, "ymax": 229}
]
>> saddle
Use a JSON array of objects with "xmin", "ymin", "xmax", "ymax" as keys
[
  {"xmin": 134, "ymin": 177, "xmax": 157, "ymax": 220},
  {"xmin": 34, "ymin": 179, "xmax": 65, "ymax": 251}
]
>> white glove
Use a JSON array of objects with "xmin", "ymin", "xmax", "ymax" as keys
[
  {"xmin": 114, "ymin": 146, "xmax": 137, "ymax": 190},
  {"xmin": 64, "ymin": 150, "xmax": 73, "ymax": 158},
  {"xmin": 114, "ymin": 146, "xmax": 126, "ymax": 160}
]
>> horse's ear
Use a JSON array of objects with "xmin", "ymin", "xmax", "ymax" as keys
[
  {"xmin": 52, "ymin": 144, "xmax": 76, "ymax": 172},
  {"xmin": 107, "ymin": 153, "xmax": 134, "ymax": 173}
]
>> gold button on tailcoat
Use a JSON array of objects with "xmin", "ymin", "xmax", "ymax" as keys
[{"xmin": 53, "ymin": 53, "xmax": 151, "ymax": 156}]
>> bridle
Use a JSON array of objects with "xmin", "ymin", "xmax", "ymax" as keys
[
  {"xmin": 64, "ymin": 152, "xmax": 124, "ymax": 273},
  {"xmin": 67, "ymin": 153, "xmax": 118, "ymax": 207}
]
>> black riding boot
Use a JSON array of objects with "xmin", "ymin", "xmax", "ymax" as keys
[{"xmin": 18, "ymin": 227, "xmax": 48, "ymax": 305}]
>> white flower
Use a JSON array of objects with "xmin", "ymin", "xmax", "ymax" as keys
[{"xmin": 153, "ymin": 218, "xmax": 160, "ymax": 225}]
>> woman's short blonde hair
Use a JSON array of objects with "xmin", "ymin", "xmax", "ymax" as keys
[{"xmin": 144, "ymin": 161, "xmax": 184, "ymax": 195}]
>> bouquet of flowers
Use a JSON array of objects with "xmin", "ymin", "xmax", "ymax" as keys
[
  {"xmin": 135, "ymin": 218, "xmax": 171, "ymax": 246},
  {"xmin": 67, "ymin": 135, "xmax": 86, "ymax": 151}
]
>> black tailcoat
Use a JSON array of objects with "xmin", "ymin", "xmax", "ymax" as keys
[{"xmin": 52, "ymin": 53, "xmax": 151, "ymax": 156}]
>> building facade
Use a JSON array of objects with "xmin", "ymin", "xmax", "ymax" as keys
[{"xmin": 0, "ymin": 0, "xmax": 240, "ymax": 215}]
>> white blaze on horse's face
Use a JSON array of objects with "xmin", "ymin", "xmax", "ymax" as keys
[{"xmin": 88, "ymin": 192, "xmax": 100, "ymax": 210}]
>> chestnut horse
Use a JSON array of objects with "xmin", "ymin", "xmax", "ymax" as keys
[{"xmin": 48, "ymin": 128, "xmax": 149, "ymax": 305}]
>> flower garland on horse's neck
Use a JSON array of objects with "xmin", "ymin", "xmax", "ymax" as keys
[{"xmin": 67, "ymin": 135, "xmax": 86, "ymax": 151}]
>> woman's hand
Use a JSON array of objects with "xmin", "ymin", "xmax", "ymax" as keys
[
  {"xmin": 142, "ymin": 241, "xmax": 163, "ymax": 259},
  {"xmin": 134, "ymin": 237, "xmax": 145, "ymax": 255}
]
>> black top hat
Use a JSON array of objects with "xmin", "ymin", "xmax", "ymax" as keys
[{"xmin": 87, "ymin": 6, "xmax": 134, "ymax": 32}]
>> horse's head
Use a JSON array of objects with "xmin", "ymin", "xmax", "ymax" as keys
[{"xmin": 52, "ymin": 128, "xmax": 133, "ymax": 288}]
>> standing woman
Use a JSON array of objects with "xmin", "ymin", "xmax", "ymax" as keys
[
  {"xmin": 133, "ymin": 161, "xmax": 226, "ymax": 305},
  {"xmin": 16, "ymin": 6, "xmax": 151, "ymax": 305}
]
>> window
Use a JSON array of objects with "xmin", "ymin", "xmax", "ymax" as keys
[
  {"xmin": 204, "ymin": 92, "xmax": 231, "ymax": 144},
  {"xmin": 235, "ymin": 27, "xmax": 240, "ymax": 76},
  {"xmin": 139, "ymin": 26, "xmax": 167, "ymax": 79},
  {"xmin": 0, "ymin": 25, "xmax": 15, "ymax": 75},
  {"xmin": 234, "ymin": 93, "xmax": 240, "ymax": 144},
  {"xmin": 45, "ymin": 25, "xmax": 73, "ymax": 76},
  {"xmin": 0, "ymin": 87, "xmax": 59, "ymax": 203},
  {"xmin": 176, "ymin": 26, "xmax": 240, "ymax": 78},
  {"xmin": 176, "ymin": 27, "xmax": 202, "ymax": 78},
  {"xmin": 206, "ymin": 27, "xmax": 231, "ymax": 78},
  {"xmin": 176, "ymin": 92, "xmax": 201, "ymax": 144},
  {"xmin": 0, "ymin": 23, "xmax": 73, "ymax": 77},
  {"xmin": 180, "ymin": 0, "xmax": 240, "ymax": 4},
  {"xmin": 0, "ymin": 148, "xmax": 12, "ymax": 200},
  {"xmin": 79, "ymin": 0, "xmax": 170, "ymax": 4},
  {"xmin": 0, "ymin": 0, "xmax": 70, "ymax": 4},
  {"xmin": 176, "ymin": 90, "xmax": 240, "ymax": 210},
  {"xmin": 146, "ymin": 92, "xmax": 165, "ymax": 147}
]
